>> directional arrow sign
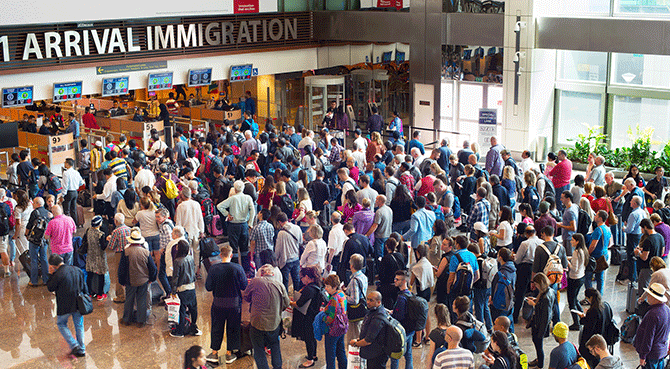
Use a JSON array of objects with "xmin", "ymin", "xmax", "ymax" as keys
[{"xmin": 96, "ymin": 61, "xmax": 167, "ymax": 75}]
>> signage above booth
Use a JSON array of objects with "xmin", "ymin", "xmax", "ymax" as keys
[
  {"xmin": 2, "ymin": 86, "xmax": 33, "ymax": 107},
  {"xmin": 97, "ymin": 61, "xmax": 168, "ymax": 75},
  {"xmin": 148, "ymin": 71, "xmax": 174, "ymax": 91},
  {"xmin": 102, "ymin": 76, "xmax": 129, "ymax": 96},
  {"xmin": 53, "ymin": 81, "xmax": 83, "ymax": 102}
]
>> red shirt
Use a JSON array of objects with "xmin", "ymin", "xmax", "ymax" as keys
[
  {"xmin": 549, "ymin": 158, "xmax": 572, "ymax": 188},
  {"xmin": 82, "ymin": 113, "xmax": 99, "ymax": 129}
]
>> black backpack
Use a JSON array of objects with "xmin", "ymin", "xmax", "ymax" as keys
[
  {"xmin": 603, "ymin": 302, "xmax": 620, "ymax": 347},
  {"xmin": 27, "ymin": 212, "xmax": 49, "ymax": 244},
  {"xmin": 402, "ymin": 293, "xmax": 429, "ymax": 332},
  {"xmin": 577, "ymin": 209, "xmax": 591, "ymax": 236},
  {"xmin": 279, "ymin": 194, "xmax": 294, "ymax": 217},
  {"xmin": 0, "ymin": 203, "xmax": 10, "ymax": 236},
  {"xmin": 453, "ymin": 252, "xmax": 474, "ymax": 297},
  {"xmin": 541, "ymin": 176, "xmax": 556, "ymax": 200},
  {"xmin": 199, "ymin": 237, "xmax": 220, "ymax": 259}
]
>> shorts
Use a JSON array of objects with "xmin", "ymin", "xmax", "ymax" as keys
[
  {"xmin": 146, "ymin": 235, "xmax": 161, "ymax": 251},
  {"xmin": 0, "ymin": 235, "xmax": 7, "ymax": 253}
]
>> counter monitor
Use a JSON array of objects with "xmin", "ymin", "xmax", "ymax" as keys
[
  {"xmin": 53, "ymin": 81, "xmax": 83, "ymax": 102},
  {"xmin": 188, "ymin": 68, "xmax": 212, "ymax": 87},
  {"xmin": 148, "ymin": 72, "xmax": 174, "ymax": 92},
  {"xmin": 102, "ymin": 76, "xmax": 129, "ymax": 97},
  {"xmin": 2, "ymin": 86, "xmax": 33, "ymax": 108},
  {"xmin": 230, "ymin": 64, "xmax": 253, "ymax": 82}
]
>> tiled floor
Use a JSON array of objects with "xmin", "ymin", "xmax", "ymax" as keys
[{"xmin": 0, "ymin": 224, "xmax": 641, "ymax": 368}]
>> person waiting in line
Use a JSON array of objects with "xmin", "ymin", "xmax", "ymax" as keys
[
  {"xmin": 481, "ymin": 331, "xmax": 519, "ymax": 369},
  {"xmin": 567, "ymin": 233, "xmax": 587, "ymax": 331},
  {"xmin": 427, "ymin": 303, "xmax": 451, "ymax": 366},
  {"xmin": 322, "ymin": 274, "xmax": 348, "ymax": 369},
  {"xmin": 574, "ymin": 288, "xmax": 611, "ymax": 368},
  {"xmin": 547, "ymin": 322, "xmax": 578, "ymax": 369},
  {"xmin": 290, "ymin": 267, "xmax": 325, "ymax": 369},
  {"xmin": 525, "ymin": 273, "xmax": 555, "ymax": 369},
  {"xmin": 586, "ymin": 335, "xmax": 625, "ymax": 369},
  {"xmin": 184, "ymin": 345, "xmax": 208, "ymax": 369},
  {"xmin": 82, "ymin": 216, "xmax": 109, "ymax": 301}
]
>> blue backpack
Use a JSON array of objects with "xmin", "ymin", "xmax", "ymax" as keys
[
  {"xmin": 431, "ymin": 205, "xmax": 445, "ymax": 221},
  {"xmin": 620, "ymin": 314, "xmax": 641, "ymax": 344},
  {"xmin": 491, "ymin": 271, "xmax": 514, "ymax": 311}
]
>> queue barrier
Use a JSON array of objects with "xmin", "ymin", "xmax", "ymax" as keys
[{"xmin": 178, "ymin": 106, "xmax": 242, "ymax": 123}]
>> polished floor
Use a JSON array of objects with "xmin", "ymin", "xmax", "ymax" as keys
[{"xmin": 0, "ymin": 227, "xmax": 641, "ymax": 368}]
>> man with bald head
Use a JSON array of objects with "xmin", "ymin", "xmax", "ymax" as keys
[
  {"xmin": 432, "ymin": 326, "xmax": 474, "ymax": 369},
  {"xmin": 469, "ymin": 154, "xmax": 488, "ymax": 181},
  {"xmin": 44, "ymin": 205, "xmax": 76, "ymax": 265},
  {"xmin": 351, "ymin": 291, "xmax": 389, "ymax": 369},
  {"xmin": 485, "ymin": 136, "xmax": 504, "ymax": 177},
  {"xmin": 26, "ymin": 196, "xmax": 50, "ymax": 285}
]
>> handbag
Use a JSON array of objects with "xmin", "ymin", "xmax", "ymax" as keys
[
  {"xmin": 346, "ymin": 278, "xmax": 368, "ymax": 322},
  {"xmin": 586, "ymin": 256, "xmax": 597, "ymax": 274},
  {"xmin": 329, "ymin": 298, "xmax": 349, "ymax": 337},
  {"xmin": 77, "ymin": 292, "xmax": 93, "ymax": 315},
  {"xmin": 606, "ymin": 199, "xmax": 618, "ymax": 225},
  {"xmin": 595, "ymin": 255, "xmax": 609, "ymax": 273}
]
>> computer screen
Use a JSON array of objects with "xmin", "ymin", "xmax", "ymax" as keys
[
  {"xmin": 188, "ymin": 68, "xmax": 212, "ymax": 87},
  {"xmin": 382, "ymin": 52, "xmax": 393, "ymax": 64},
  {"xmin": 230, "ymin": 64, "xmax": 253, "ymax": 82},
  {"xmin": 2, "ymin": 86, "xmax": 33, "ymax": 108},
  {"xmin": 148, "ymin": 72, "xmax": 173, "ymax": 92},
  {"xmin": 53, "ymin": 81, "xmax": 83, "ymax": 102},
  {"xmin": 396, "ymin": 51, "xmax": 406, "ymax": 63},
  {"xmin": 0, "ymin": 122, "xmax": 19, "ymax": 149},
  {"xmin": 101, "ymin": 76, "xmax": 129, "ymax": 97}
]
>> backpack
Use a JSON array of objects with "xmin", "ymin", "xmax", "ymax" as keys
[
  {"xmin": 431, "ymin": 205, "xmax": 445, "ymax": 221},
  {"xmin": 27, "ymin": 212, "xmax": 49, "ymax": 244},
  {"xmin": 79, "ymin": 150, "xmax": 91, "ymax": 170},
  {"xmin": 479, "ymin": 256, "xmax": 498, "ymax": 289},
  {"xmin": 3, "ymin": 200, "xmax": 15, "ymax": 228},
  {"xmin": 620, "ymin": 314, "xmax": 641, "ymax": 344},
  {"xmin": 540, "ymin": 176, "xmax": 556, "ymax": 200},
  {"xmin": 382, "ymin": 315, "xmax": 407, "ymax": 360},
  {"xmin": 451, "ymin": 192, "xmax": 462, "ymax": 219},
  {"xmin": 540, "ymin": 243, "xmax": 564, "ymax": 284},
  {"xmin": 162, "ymin": 175, "xmax": 179, "ymax": 200},
  {"xmin": 577, "ymin": 209, "xmax": 591, "ymax": 236},
  {"xmin": 491, "ymin": 271, "xmax": 515, "ymax": 311},
  {"xmin": 453, "ymin": 252, "xmax": 474, "ymax": 296},
  {"xmin": 524, "ymin": 186, "xmax": 540, "ymax": 213},
  {"xmin": 657, "ymin": 208, "xmax": 670, "ymax": 225},
  {"xmin": 511, "ymin": 339, "xmax": 528, "ymax": 369},
  {"xmin": 0, "ymin": 203, "xmax": 10, "ymax": 236},
  {"xmin": 603, "ymin": 303, "xmax": 620, "ymax": 347},
  {"xmin": 279, "ymin": 194, "xmax": 295, "ymax": 217},
  {"xmin": 200, "ymin": 198, "xmax": 216, "ymax": 227},
  {"xmin": 48, "ymin": 174, "xmax": 64, "ymax": 196},
  {"xmin": 199, "ymin": 237, "xmax": 220, "ymax": 259},
  {"xmin": 402, "ymin": 293, "xmax": 429, "ymax": 332},
  {"xmin": 345, "ymin": 178, "xmax": 361, "ymax": 192}
]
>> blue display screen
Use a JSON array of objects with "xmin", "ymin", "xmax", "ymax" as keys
[
  {"xmin": 53, "ymin": 81, "xmax": 83, "ymax": 102},
  {"xmin": 102, "ymin": 76, "xmax": 129, "ymax": 97},
  {"xmin": 148, "ymin": 72, "xmax": 173, "ymax": 91},
  {"xmin": 2, "ymin": 86, "xmax": 33, "ymax": 107},
  {"xmin": 188, "ymin": 68, "xmax": 212, "ymax": 87},
  {"xmin": 230, "ymin": 64, "xmax": 253, "ymax": 82}
]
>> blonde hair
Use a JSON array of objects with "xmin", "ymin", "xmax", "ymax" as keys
[
  {"xmin": 308, "ymin": 224, "xmax": 323, "ymax": 239},
  {"xmin": 361, "ymin": 197, "xmax": 371, "ymax": 208},
  {"xmin": 371, "ymin": 131, "xmax": 383, "ymax": 145},
  {"xmin": 584, "ymin": 182, "xmax": 594, "ymax": 195},
  {"xmin": 533, "ymin": 273, "xmax": 550, "ymax": 293},
  {"xmin": 298, "ymin": 187, "xmax": 309, "ymax": 202},
  {"xmin": 431, "ymin": 162, "xmax": 445, "ymax": 176},
  {"xmin": 524, "ymin": 171, "xmax": 537, "ymax": 187},
  {"xmin": 651, "ymin": 256, "xmax": 667, "ymax": 272},
  {"xmin": 579, "ymin": 197, "xmax": 595, "ymax": 221},
  {"xmin": 470, "ymin": 142, "xmax": 479, "ymax": 155},
  {"xmin": 503, "ymin": 166, "xmax": 515, "ymax": 181},
  {"xmin": 276, "ymin": 181, "xmax": 286, "ymax": 196}
]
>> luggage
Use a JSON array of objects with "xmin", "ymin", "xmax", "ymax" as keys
[
  {"xmin": 620, "ymin": 314, "xmax": 641, "ymax": 344},
  {"xmin": 210, "ymin": 215, "xmax": 224, "ymax": 237},
  {"xmin": 626, "ymin": 281, "xmax": 638, "ymax": 314},
  {"xmin": 610, "ymin": 245, "xmax": 625, "ymax": 266},
  {"xmin": 19, "ymin": 250, "xmax": 33, "ymax": 278},
  {"xmin": 76, "ymin": 204, "xmax": 85, "ymax": 227}
]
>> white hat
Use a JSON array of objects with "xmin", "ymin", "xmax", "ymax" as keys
[
  {"xmin": 95, "ymin": 140, "xmax": 103, "ymax": 147},
  {"xmin": 126, "ymin": 227, "xmax": 145, "ymax": 245},
  {"xmin": 644, "ymin": 282, "xmax": 668, "ymax": 303},
  {"xmin": 473, "ymin": 222, "xmax": 488, "ymax": 234}
]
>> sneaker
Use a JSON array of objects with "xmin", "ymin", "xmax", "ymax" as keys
[
  {"xmin": 113, "ymin": 297, "xmax": 125, "ymax": 303},
  {"xmin": 4, "ymin": 271, "xmax": 10, "ymax": 277},
  {"xmin": 28, "ymin": 282, "xmax": 39, "ymax": 287},
  {"xmin": 70, "ymin": 347, "xmax": 86, "ymax": 357},
  {"xmin": 225, "ymin": 353, "xmax": 237, "ymax": 364},
  {"xmin": 191, "ymin": 328, "xmax": 203, "ymax": 336},
  {"xmin": 96, "ymin": 294, "xmax": 107, "ymax": 301},
  {"xmin": 170, "ymin": 331, "xmax": 184, "ymax": 338},
  {"xmin": 206, "ymin": 353, "xmax": 220, "ymax": 363}
]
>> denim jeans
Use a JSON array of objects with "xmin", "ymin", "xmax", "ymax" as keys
[
  {"xmin": 8, "ymin": 230, "xmax": 15, "ymax": 262},
  {"xmin": 281, "ymin": 260, "xmax": 300, "ymax": 293},
  {"xmin": 250, "ymin": 324, "xmax": 282, "ymax": 369},
  {"xmin": 57, "ymin": 312, "xmax": 85, "ymax": 351},
  {"xmin": 145, "ymin": 235, "xmax": 160, "ymax": 252},
  {"xmin": 626, "ymin": 233, "xmax": 641, "ymax": 282},
  {"xmin": 158, "ymin": 252, "xmax": 171, "ymax": 295},
  {"xmin": 645, "ymin": 358, "xmax": 666, "ymax": 369},
  {"xmin": 567, "ymin": 277, "xmax": 584, "ymax": 326},
  {"xmin": 175, "ymin": 289, "xmax": 198, "ymax": 335},
  {"xmin": 532, "ymin": 334, "xmax": 544, "ymax": 368},
  {"xmin": 58, "ymin": 251, "xmax": 73, "ymax": 266},
  {"xmin": 392, "ymin": 220, "xmax": 411, "ymax": 235},
  {"xmin": 324, "ymin": 334, "xmax": 347, "ymax": 369},
  {"xmin": 584, "ymin": 253, "xmax": 608, "ymax": 294},
  {"xmin": 555, "ymin": 185, "xmax": 570, "ymax": 211},
  {"xmin": 29, "ymin": 241, "xmax": 49, "ymax": 284},
  {"xmin": 472, "ymin": 287, "xmax": 492, "ymax": 330},
  {"xmin": 390, "ymin": 331, "xmax": 414, "ymax": 369},
  {"xmin": 123, "ymin": 283, "xmax": 149, "ymax": 324},
  {"xmin": 550, "ymin": 283, "xmax": 560, "ymax": 325},
  {"xmin": 229, "ymin": 222, "xmax": 250, "ymax": 273}
]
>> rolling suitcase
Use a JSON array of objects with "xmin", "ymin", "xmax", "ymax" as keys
[
  {"xmin": 626, "ymin": 281, "xmax": 638, "ymax": 314},
  {"xmin": 76, "ymin": 204, "xmax": 85, "ymax": 227},
  {"xmin": 19, "ymin": 250, "xmax": 32, "ymax": 278}
]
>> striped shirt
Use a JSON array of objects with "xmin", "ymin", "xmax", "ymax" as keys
[
  {"xmin": 432, "ymin": 348, "xmax": 474, "ymax": 369},
  {"xmin": 109, "ymin": 157, "xmax": 129, "ymax": 179}
]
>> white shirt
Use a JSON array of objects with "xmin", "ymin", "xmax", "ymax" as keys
[
  {"xmin": 176, "ymin": 199, "xmax": 205, "ymax": 239},
  {"xmin": 515, "ymin": 235, "xmax": 543, "ymax": 264},
  {"xmin": 97, "ymin": 175, "xmax": 118, "ymax": 202},
  {"xmin": 496, "ymin": 221, "xmax": 513, "ymax": 247},
  {"xmin": 341, "ymin": 178, "xmax": 356, "ymax": 206},
  {"xmin": 134, "ymin": 168, "xmax": 156, "ymax": 190},
  {"xmin": 62, "ymin": 167, "xmax": 84, "ymax": 192},
  {"xmin": 411, "ymin": 257, "xmax": 435, "ymax": 290},
  {"xmin": 135, "ymin": 209, "xmax": 160, "ymax": 237},
  {"xmin": 165, "ymin": 236, "xmax": 188, "ymax": 275},
  {"xmin": 352, "ymin": 150, "xmax": 366, "ymax": 171},
  {"xmin": 300, "ymin": 238, "xmax": 327, "ymax": 271},
  {"xmin": 354, "ymin": 137, "xmax": 368, "ymax": 152},
  {"xmin": 148, "ymin": 140, "xmax": 168, "ymax": 156},
  {"xmin": 327, "ymin": 223, "xmax": 347, "ymax": 263},
  {"xmin": 519, "ymin": 157, "xmax": 537, "ymax": 174}
]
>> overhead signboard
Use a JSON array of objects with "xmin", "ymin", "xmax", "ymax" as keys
[
  {"xmin": 97, "ymin": 61, "xmax": 168, "ymax": 75},
  {"xmin": 2, "ymin": 86, "xmax": 33, "ymax": 107},
  {"xmin": 230, "ymin": 64, "xmax": 253, "ymax": 82},
  {"xmin": 188, "ymin": 68, "xmax": 212, "ymax": 87},
  {"xmin": 102, "ymin": 76, "xmax": 129, "ymax": 96},
  {"xmin": 148, "ymin": 71, "xmax": 174, "ymax": 91},
  {"xmin": 53, "ymin": 81, "xmax": 83, "ymax": 102}
]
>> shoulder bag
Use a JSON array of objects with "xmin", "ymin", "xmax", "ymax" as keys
[{"xmin": 347, "ymin": 277, "xmax": 368, "ymax": 322}]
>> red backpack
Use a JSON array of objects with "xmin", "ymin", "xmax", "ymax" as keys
[{"xmin": 4, "ymin": 201, "xmax": 15, "ymax": 228}]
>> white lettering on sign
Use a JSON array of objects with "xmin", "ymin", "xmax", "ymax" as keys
[{"xmin": 4, "ymin": 17, "xmax": 303, "ymax": 62}]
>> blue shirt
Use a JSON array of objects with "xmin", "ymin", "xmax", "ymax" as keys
[
  {"xmin": 407, "ymin": 139, "xmax": 425, "ymax": 155},
  {"xmin": 549, "ymin": 341, "xmax": 578, "ymax": 369},
  {"xmin": 403, "ymin": 208, "xmax": 436, "ymax": 249},
  {"xmin": 562, "ymin": 204, "xmax": 579, "ymax": 241},
  {"xmin": 68, "ymin": 119, "xmax": 80, "ymax": 138},
  {"xmin": 246, "ymin": 97, "xmax": 256, "ymax": 116},
  {"xmin": 625, "ymin": 207, "xmax": 646, "ymax": 235},
  {"xmin": 590, "ymin": 224, "xmax": 611, "ymax": 259},
  {"xmin": 449, "ymin": 249, "xmax": 479, "ymax": 273},
  {"xmin": 389, "ymin": 117, "xmax": 403, "ymax": 135}
]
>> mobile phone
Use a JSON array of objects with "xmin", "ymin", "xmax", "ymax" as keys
[{"xmin": 570, "ymin": 309, "xmax": 582, "ymax": 315}]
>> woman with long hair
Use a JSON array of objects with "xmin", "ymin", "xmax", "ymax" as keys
[
  {"xmin": 117, "ymin": 190, "xmax": 140, "ymax": 227},
  {"xmin": 502, "ymin": 166, "xmax": 517, "ymax": 208},
  {"xmin": 13, "ymin": 189, "xmax": 32, "ymax": 261},
  {"xmin": 491, "ymin": 205, "xmax": 514, "ymax": 250},
  {"xmin": 390, "ymin": 184, "xmax": 414, "ymax": 234},
  {"xmin": 567, "ymin": 233, "xmax": 588, "ymax": 330},
  {"xmin": 301, "ymin": 145, "xmax": 317, "ymax": 182},
  {"xmin": 577, "ymin": 288, "xmax": 612, "ymax": 368},
  {"xmin": 366, "ymin": 131, "xmax": 384, "ymax": 164},
  {"xmin": 484, "ymin": 331, "xmax": 519, "ymax": 369},
  {"xmin": 184, "ymin": 345, "xmax": 207, "ymax": 369},
  {"xmin": 624, "ymin": 164, "xmax": 645, "ymax": 187},
  {"xmin": 258, "ymin": 176, "xmax": 276, "ymax": 210},
  {"xmin": 371, "ymin": 168, "xmax": 385, "ymax": 194},
  {"xmin": 526, "ymin": 273, "xmax": 556, "ymax": 369},
  {"xmin": 298, "ymin": 170, "xmax": 309, "ymax": 189},
  {"xmin": 322, "ymin": 274, "xmax": 348, "ymax": 369},
  {"xmin": 290, "ymin": 267, "xmax": 325, "ymax": 368},
  {"xmin": 339, "ymin": 190, "xmax": 361, "ymax": 223},
  {"xmin": 294, "ymin": 188, "xmax": 313, "ymax": 231},
  {"xmin": 428, "ymin": 303, "xmax": 451, "ymax": 366}
]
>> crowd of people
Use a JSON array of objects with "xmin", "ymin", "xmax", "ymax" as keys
[{"xmin": 2, "ymin": 109, "xmax": 669, "ymax": 369}]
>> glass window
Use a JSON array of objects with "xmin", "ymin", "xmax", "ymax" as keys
[
  {"xmin": 535, "ymin": 0, "xmax": 610, "ymax": 16},
  {"xmin": 556, "ymin": 90, "xmax": 603, "ymax": 146},
  {"xmin": 615, "ymin": 0, "xmax": 670, "ymax": 15},
  {"xmin": 611, "ymin": 95, "xmax": 670, "ymax": 150},
  {"xmin": 441, "ymin": 81, "xmax": 454, "ymax": 132},
  {"xmin": 459, "ymin": 83, "xmax": 483, "ymax": 121},
  {"xmin": 611, "ymin": 53, "xmax": 670, "ymax": 88},
  {"xmin": 486, "ymin": 85, "xmax": 504, "ymax": 123},
  {"xmin": 558, "ymin": 50, "xmax": 608, "ymax": 82}
]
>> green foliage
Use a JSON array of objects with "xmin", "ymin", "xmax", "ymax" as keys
[{"xmin": 563, "ymin": 124, "xmax": 670, "ymax": 173}]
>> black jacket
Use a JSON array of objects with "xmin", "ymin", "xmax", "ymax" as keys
[
  {"xmin": 47, "ymin": 264, "xmax": 88, "ymax": 316},
  {"xmin": 338, "ymin": 233, "xmax": 372, "ymax": 284},
  {"xmin": 492, "ymin": 183, "xmax": 510, "ymax": 208},
  {"xmin": 532, "ymin": 287, "xmax": 556, "ymax": 340},
  {"xmin": 307, "ymin": 179, "xmax": 330, "ymax": 211}
]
